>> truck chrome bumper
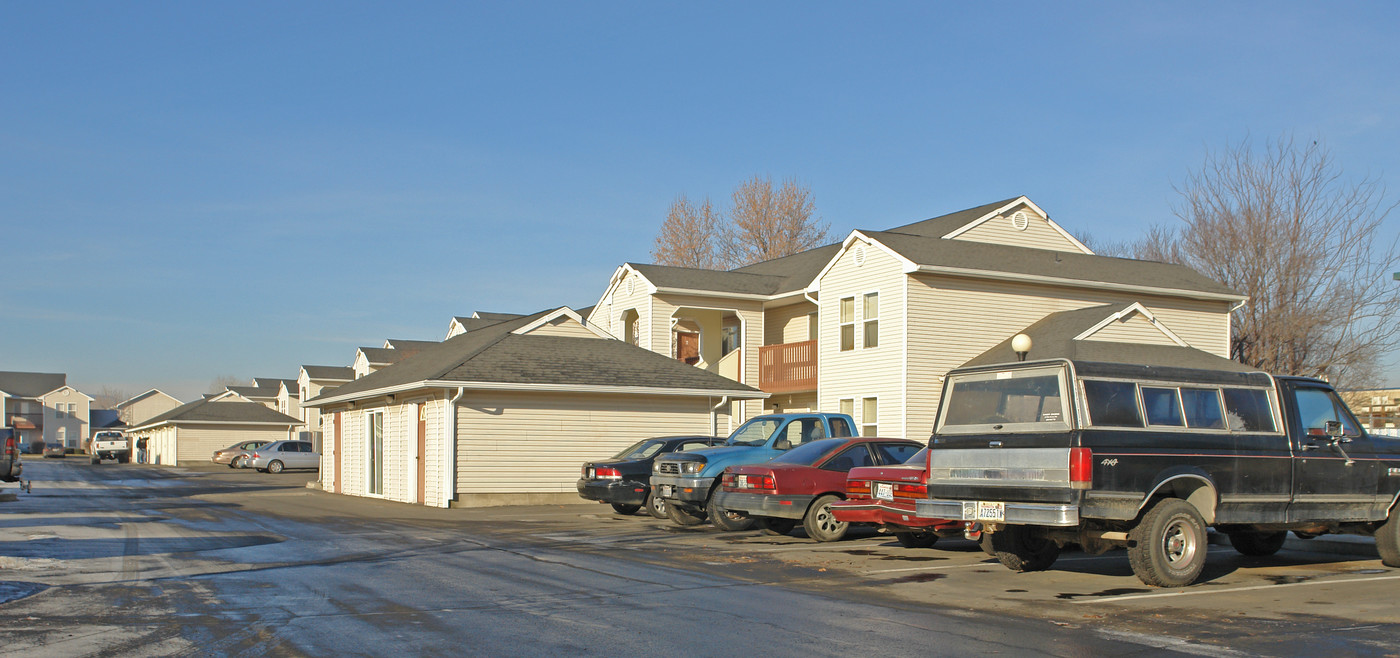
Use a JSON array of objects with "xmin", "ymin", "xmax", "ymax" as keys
[{"xmin": 916, "ymin": 498, "xmax": 1079, "ymax": 526}]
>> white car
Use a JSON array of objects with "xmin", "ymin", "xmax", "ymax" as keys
[{"xmin": 247, "ymin": 440, "xmax": 320, "ymax": 474}]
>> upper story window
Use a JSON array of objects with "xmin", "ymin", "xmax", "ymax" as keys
[
  {"xmin": 839, "ymin": 297, "xmax": 855, "ymax": 351},
  {"xmin": 863, "ymin": 292, "xmax": 879, "ymax": 349}
]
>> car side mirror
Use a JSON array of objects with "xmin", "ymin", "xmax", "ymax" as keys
[
  {"xmin": 1324, "ymin": 420, "xmax": 1343, "ymax": 439},
  {"xmin": 773, "ymin": 439, "xmax": 792, "ymax": 450}
]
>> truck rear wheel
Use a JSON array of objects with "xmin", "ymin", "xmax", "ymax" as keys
[
  {"xmin": 1377, "ymin": 505, "xmax": 1400, "ymax": 567},
  {"xmin": 1129, "ymin": 498, "xmax": 1208, "ymax": 587},
  {"xmin": 989, "ymin": 526, "xmax": 1059, "ymax": 571},
  {"xmin": 1227, "ymin": 530, "xmax": 1287, "ymax": 557}
]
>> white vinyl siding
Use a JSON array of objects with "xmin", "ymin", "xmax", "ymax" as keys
[
  {"xmin": 170, "ymin": 426, "xmax": 289, "ymax": 466},
  {"xmin": 904, "ymin": 272, "xmax": 1235, "ymax": 439},
  {"xmin": 455, "ymin": 391, "xmax": 718, "ymax": 495},
  {"xmin": 949, "ymin": 206, "xmax": 1085, "ymax": 253},
  {"xmin": 818, "ymin": 241, "xmax": 907, "ymax": 439},
  {"xmin": 763, "ymin": 301, "xmax": 818, "ymax": 345}
]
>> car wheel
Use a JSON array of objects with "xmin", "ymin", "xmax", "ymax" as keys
[
  {"xmin": 666, "ymin": 502, "xmax": 707, "ymax": 526},
  {"xmin": 1227, "ymin": 530, "xmax": 1287, "ymax": 557},
  {"xmin": 708, "ymin": 497, "xmax": 755, "ymax": 532},
  {"xmin": 990, "ymin": 525, "xmax": 1060, "ymax": 572},
  {"xmin": 1128, "ymin": 498, "xmax": 1208, "ymax": 587},
  {"xmin": 90, "ymin": 456, "xmax": 100, "ymax": 465},
  {"xmin": 645, "ymin": 491, "xmax": 668, "ymax": 519},
  {"xmin": 802, "ymin": 494, "xmax": 849, "ymax": 542},
  {"xmin": 1376, "ymin": 504, "xmax": 1400, "ymax": 567},
  {"xmin": 755, "ymin": 517, "xmax": 797, "ymax": 536},
  {"xmin": 895, "ymin": 531, "xmax": 939, "ymax": 549},
  {"xmin": 268, "ymin": 460, "xmax": 284, "ymax": 474},
  {"xmin": 610, "ymin": 503, "xmax": 641, "ymax": 515}
]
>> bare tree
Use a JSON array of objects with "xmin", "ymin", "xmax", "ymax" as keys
[
  {"xmin": 92, "ymin": 386, "xmax": 130, "ymax": 411},
  {"xmin": 720, "ymin": 176, "xmax": 829, "ymax": 268},
  {"xmin": 1145, "ymin": 136, "xmax": 1400, "ymax": 386},
  {"xmin": 208, "ymin": 374, "xmax": 244, "ymax": 395},
  {"xmin": 651, "ymin": 195, "xmax": 723, "ymax": 269}
]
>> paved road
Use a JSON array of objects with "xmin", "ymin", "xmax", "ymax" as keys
[{"xmin": 0, "ymin": 460, "xmax": 1396, "ymax": 656}]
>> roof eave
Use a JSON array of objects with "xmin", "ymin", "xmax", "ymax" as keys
[
  {"xmin": 911, "ymin": 264, "xmax": 1247, "ymax": 303},
  {"xmin": 306, "ymin": 379, "xmax": 767, "ymax": 407}
]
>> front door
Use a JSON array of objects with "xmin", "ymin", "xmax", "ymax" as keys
[
  {"xmin": 367, "ymin": 411, "xmax": 385, "ymax": 495},
  {"xmin": 1285, "ymin": 382, "xmax": 1382, "ymax": 522},
  {"xmin": 417, "ymin": 403, "xmax": 427, "ymax": 504},
  {"xmin": 333, "ymin": 412, "xmax": 343, "ymax": 494}
]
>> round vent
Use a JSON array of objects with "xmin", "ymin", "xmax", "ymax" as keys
[
  {"xmin": 1010, "ymin": 211, "xmax": 1030, "ymax": 231},
  {"xmin": 854, "ymin": 244, "xmax": 867, "ymax": 266}
]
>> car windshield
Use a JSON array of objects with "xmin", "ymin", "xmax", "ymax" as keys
[
  {"xmin": 726, "ymin": 418, "xmax": 784, "ymax": 446},
  {"xmin": 939, "ymin": 365, "xmax": 1071, "ymax": 434},
  {"xmin": 770, "ymin": 438, "xmax": 845, "ymax": 465},
  {"xmin": 612, "ymin": 439, "xmax": 664, "ymax": 460}
]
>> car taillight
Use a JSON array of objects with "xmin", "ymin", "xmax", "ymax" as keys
[
  {"xmin": 893, "ymin": 483, "xmax": 927, "ymax": 499},
  {"xmin": 722, "ymin": 473, "xmax": 736, "ymax": 487},
  {"xmin": 748, "ymin": 474, "xmax": 775, "ymax": 490},
  {"xmin": 1069, "ymin": 447, "xmax": 1092, "ymax": 489},
  {"xmin": 251, "ymin": 452, "xmax": 260, "ymax": 459},
  {"xmin": 581, "ymin": 464, "xmax": 589, "ymax": 478},
  {"xmin": 4, "ymin": 437, "xmax": 14, "ymax": 451},
  {"xmin": 847, "ymin": 479, "xmax": 871, "ymax": 497},
  {"xmin": 594, "ymin": 467, "xmax": 621, "ymax": 479}
]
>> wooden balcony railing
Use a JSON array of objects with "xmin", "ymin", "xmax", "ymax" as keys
[{"xmin": 759, "ymin": 340, "xmax": 817, "ymax": 394}]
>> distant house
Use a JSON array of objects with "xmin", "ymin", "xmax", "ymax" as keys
[
  {"xmin": 1341, "ymin": 387, "xmax": 1400, "ymax": 431},
  {"xmin": 297, "ymin": 365, "xmax": 354, "ymax": 451},
  {"xmin": 305, "ymin": 307, "xmax": 764, "ymax": 508},
  {"xmin": 0, "ymin": 371, "xmax": 96, "ymax": 451},
  {"xmin": 117, "ymin": 389, "xmax": 183, "ymax": 426},
  {"xmin": 588, "ymin": 196, "xmax": 1245, "ymax": 440},
  {"xmin": 125, "ymin": 399, "xmax": 302, "ymax": 466}
]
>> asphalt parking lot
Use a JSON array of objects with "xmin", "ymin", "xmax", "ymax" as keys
[{"xmin": 2, "ymin": 460, "xmax": 1398, "ymax": 656}]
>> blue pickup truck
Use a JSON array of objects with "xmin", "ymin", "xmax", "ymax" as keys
[{"xmin": 650, "ymin": 412, "xmax": 856, "ymax": 529}]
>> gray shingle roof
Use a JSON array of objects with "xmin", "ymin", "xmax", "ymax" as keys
[
  {"xmin": 450, "ymin": 317, "xmax": 509, "ymax": 333},
  {"xmin": 302, "ymin": 365, "xmax": 353, "ymax": 381},
  {"xmin": 308, "ymin": 308, "xmax": 761, "ymax": 404},
  {"xmin": 117, "ymin": 389, "xmax": 179, "ymax": 408},
  {"xmin": 226, "ymin": 385, "xmax": 277, "ymax": 400},
  {"xmin": 961, "ymin": 304, "xmax": 1257, "ymax": 373},
  {"xmin": 629, "ymin": 263, "xmax": 788, "ymax": 296},
  {"xmin": 358, "ymin": 347, "xmax": 406, "ymax": 365},
  {"xmin": 0, "ymin": 371, "xmax": 66, "ymax": 398},
  {"xmin": 130, "ymin": 399, "xmax": 301, "ymax": 430},
  {"xmin": 474, "ymin": 312, "xmax": 524, "ymax": 321},
  {"xmin": 862, "ymin": 230, "xmax": 1241, "ymax": 299},
  {"xmin": 883, "ymin": 198, "xmax": 1020, "ymax": 238},
  {"xmin": 386, "ymin": 339, "xmax": 438, "ymax": 352}
]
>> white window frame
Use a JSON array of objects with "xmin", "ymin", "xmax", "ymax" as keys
[
  {"xmin": 862, "ymin": 291, "xmax": 879, "ymax": 349},
  {"xmin": 861, "ymin": 396, "xmax": 878, "ymax": 436},
  {"xmin": 839, "ymin": 297, "xmax": 855, "ymax": 351},
  {"xmin": 365, "ymin": 410, "xmax": 386, "ymax": 497}
]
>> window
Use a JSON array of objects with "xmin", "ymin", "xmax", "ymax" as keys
[
  {"xmin": 55, "ymin": 405, "xmax": 66, "ymax": 419},
  {"xmin": 875, "ymin": 442, "xmax": 921, "ymax": 464},
  {"xmin": 57, "ymin": 427, "xmax": 66, "ymax": 443},
  {"xmin": 862, "ymin": 397, "xmax": 878, "ymax": 436},
  {"xmin": 808, "ymin": 313, "xmax": 818, "ymax": 342},
  {"xmin": 1222, "ymin": 388, "xmax": 1276, "ymax": 432},
  {"xmin": 839, "ymin": 297, "xmax": 855, "ymax": 351},
  {"xmin": 772, "ymin": 438, "xmax": 845, "ymax": 465},
  {"xmin": 939, "ymin": 366, "xmax": 1070, "ymax": 433},
  {"xmin": 1083, "ymin": 380, "xmax": 1143, "ymax": 428},
  {"xmin": 1181, "ymin": 388, "xmax": 1225, "ymax": 429},
  {"xmin": 1292, "ymin": 387, "xmax": 1360, "ymax": 437},
  {"xmin": 721, "ymin": 325, "xmax": 739, "ymax": 356},
  {"xmin": 862, "ymin": 292, "xmax": 878, "ymax": 348},
  {"xmin": 367, "ymin": 411, "xmax": 385, "ymax": 495},
  {"xmin": 1141, "ymin": 387, "xmax": 1184, "ymax": 427},
  {"xmin": 830, "ymin": 417, "xmax": 854, "ymax": 437},
  {"xmin": 781, "ymin": 418, "xmax": 826, "ymax": 447},
  {"xmin": 820, "ymin": 445, "xmax": 876, "ymax": 471}
]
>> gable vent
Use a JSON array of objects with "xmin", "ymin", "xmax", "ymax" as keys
[
  {"xmin": 1010, "ymin": 211, "xmax": 1030, "ymax": 231},
  {"xmin": 854, "ymin": 244, "xmax": 867, "ymax": 266},
  {"xmin": 626, "ymin": 278, "xmax": 635, "ymax": 295}
]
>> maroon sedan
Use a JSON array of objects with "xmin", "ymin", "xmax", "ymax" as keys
[
  {"xmin": 831, "ymin": 448, "xmax": 965, "ymax": 548},
  {"xmin": 711, "ymin": 437, "xmax": 923, "ymax": 541}
]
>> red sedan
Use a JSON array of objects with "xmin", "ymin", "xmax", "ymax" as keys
[
  {"xmin": 711, "ymin": 437, "xmax": 923, "ymax": 541},
  {"xmin": 831, "ymin": 447, "xmax": 965, "ymax": 547}
]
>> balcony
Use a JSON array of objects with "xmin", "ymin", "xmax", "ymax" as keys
[{"xmin": 759, "ymin": 340, "xmax": 817, "ymax": 394}]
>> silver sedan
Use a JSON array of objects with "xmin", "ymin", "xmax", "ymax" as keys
[{"xmin": 246, "ymin": 440, "xmax": 320, "ymax": 474}]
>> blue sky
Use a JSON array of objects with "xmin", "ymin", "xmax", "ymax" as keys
[{"xmin": 3, "ymin": 2, "xmax": 1398, "ymax": 401}]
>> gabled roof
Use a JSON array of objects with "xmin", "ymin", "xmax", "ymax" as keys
[
  {"xmin": 846, "ymin": 230, "xmax": 1242, "ymax": 301},
  {"xmin": 225, "ymin": 385, "xmax": 277, "ymax": 400},
  {"xmin": 961, "ymin": 303, "xmax": 1256, "ymax": 373},
  {"xmin": 117, "ymin": 389, "xmax": 181, "ymax": 409},
  {"xmin": 473, "ymin": 312, "xmax": 523, "ymax": 321},
  {"xmin": 628, "ymin": 263, "xmax": 788, "ymax": 296},
  {"xmin": 127, "ymin": 399, "xmax": 302, "ymax": 432},
  {"xmin": 356, "ymin": 347, "xmax": 405, "ymax": 366},
  {"xmin": 309, "ymin": 307, "xmax": 763, "ymax": 406},
  {"xmin": 384, "ymin": 339, "xmax": 438, "ymax": 352},
  {"xmin": 0, "ymin": 371, "xmax": 67, "ymax": 398},
  {"xmin": 881, "ymin": 198, "xmax": 1023, "ymax": 238},
  {"xmin": 301, "ymin": 365, "xmax": 354, "ymax": 382}
]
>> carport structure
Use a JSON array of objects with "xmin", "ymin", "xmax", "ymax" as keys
[{"xmin": 305, "ymin": 307, "xmax": 765, "ymax": 508}]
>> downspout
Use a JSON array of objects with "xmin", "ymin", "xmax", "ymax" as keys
[
  {"xmin": 443, "ymin": 387, "xmax": 465, "ymax": 508},
  {"xmin": 711, "ymin": 396, "xmax": 730, "ymax": 436}
]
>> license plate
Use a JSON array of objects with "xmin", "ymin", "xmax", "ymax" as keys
[
  {"xmin": 962, "ymin": 501, "xmax": 1005, "ymax": 521},
  {"xmin": 736, "ymin": 475, "xmax": 748, "ymax": 488},
  {"xmin": 874, "ymin": 482, "xmax": 894, "ymax": 501},
  {"xmin": 660, "ymin": 484, "xmax": 675, "ymax": 497}
]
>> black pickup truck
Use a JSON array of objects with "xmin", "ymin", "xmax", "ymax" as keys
[{"xmin": 915, "ymin": 358, "xmax": 1400, "ymax": 587}]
